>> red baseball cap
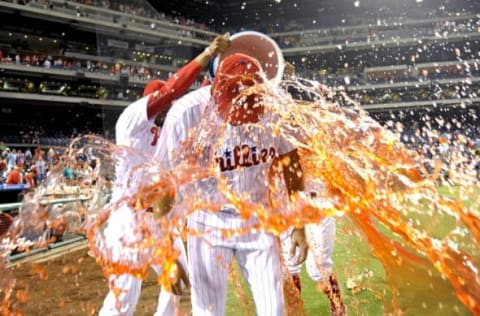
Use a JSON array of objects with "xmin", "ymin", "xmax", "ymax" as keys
[
  {"xmin": 143, "ymin": 79, "xmax": 167, "ymax": 97},
  {"xmin": 212, "ymin": 53, "xmax": 265, "ymax": 125}
]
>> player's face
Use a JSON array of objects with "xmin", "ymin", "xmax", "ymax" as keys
[
  {"xmin": 212, "ymin": 54, "xmax": 265, "ymax": 125},
  {"xmin": 214, "ymin": 75, "xmax": 265, "ymax": 125}
]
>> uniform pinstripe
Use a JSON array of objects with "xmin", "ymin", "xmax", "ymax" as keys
[{"xmin": 159, "ymin": 85, "xmax": 291, "ymax": 316}]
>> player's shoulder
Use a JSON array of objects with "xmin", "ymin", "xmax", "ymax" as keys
[
  {"xmin": 168, "ymin": 85, "xmax": 211, "ymax": 118},
  {"xmin": 117, "ymin": 96, "xmax": 148, "ymax": 123},
  {"xmin": 171, "ymin": 86, "xmax": 210, "ymax": 113}
]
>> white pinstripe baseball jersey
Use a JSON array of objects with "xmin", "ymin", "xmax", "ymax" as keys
[
  {"xmin": 99, "ymin": 94, "xmax": 186, "ymax": 316},
  {"xmin": 159, "ymin": 85, "xmax": 295, "ymax": 223},
  {"xmin": 159, "ymin": 84, "xmax": 293, "ymax": 316}
]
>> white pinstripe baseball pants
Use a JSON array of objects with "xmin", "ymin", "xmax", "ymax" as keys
[
  {"xmin": 187, "ymin": 211, "xmax": 285, "ymax": 316},
  {"xmin": 98, "ymin": 236, "xmax": 187, "ymax": 316}
]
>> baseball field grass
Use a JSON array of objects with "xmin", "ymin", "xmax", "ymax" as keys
[
  {"xmin": 224, "ymin": 217, "xmax": 386, "ymax": 315},
  {"xmin": 225, "ymin": 184, "xmax": 479, "ymax": 315}
]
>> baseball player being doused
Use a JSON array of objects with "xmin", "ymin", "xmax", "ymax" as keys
[{"xmin": 157, "ymin": 31, "xmax": 309, "ymax": 316}]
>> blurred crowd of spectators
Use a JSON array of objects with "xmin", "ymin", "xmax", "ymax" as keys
[
  {"xmin": 4, "ymin": 0, "xmax": 478, "ymax": 93},
  {"xmin": 0, "ymin": 145, "xmax": 59, "ymax": 187},
  {"xmin": 298, "ymin": 56, "xmax": 480, "ymax": 90},
  {"xmin": 0, "ymin": 48, "xmax": 174, "ymax": 83},
  {"xmin": 0, "ymin": 140, "xmax": 101, "ymax": 188},
  {"xmin": 68, "ymin": 0, "xmax": 209, "ymax": 31},
  {"xmin": 7, "ymin": 0, "xmax": 210, "ymax": 36}
]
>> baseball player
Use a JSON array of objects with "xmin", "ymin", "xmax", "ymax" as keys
[
  {"xmin": 98, "ymin": 33, "xmax": 230, "ymax": 316},
  {"xmin": 280, "ymin": 194, "xmax": 346, "ymax": 316},
  {"xmin": 157, "ymin": 47, "xmax": 309, "ymax": 316},
  {"xmin": 278, "ymin": 76, "xmax": 346, "ymax": 316}
]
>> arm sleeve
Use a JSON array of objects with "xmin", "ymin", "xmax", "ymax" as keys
[{"xmin": 146, "ymin": 60, "xmax": 203, "ymax": 119}]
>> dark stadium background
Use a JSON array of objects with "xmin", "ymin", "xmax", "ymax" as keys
[{"xmin": 0, "ymin": 0, "xmax": 479, "ymax": 209}]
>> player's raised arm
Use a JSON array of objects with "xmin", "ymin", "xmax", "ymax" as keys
[{"xmin": 146, "ymin": 33, "xmax": 231, "ymax": 120}]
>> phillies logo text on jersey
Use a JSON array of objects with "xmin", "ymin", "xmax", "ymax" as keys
[{"xmin": 215, "ymin": 144, "xmax": 277, "ymax": 172}]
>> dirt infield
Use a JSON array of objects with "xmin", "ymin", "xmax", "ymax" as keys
[{"xmin": 9, "ymin": 244, "xmax": 191, "ymax": 315}]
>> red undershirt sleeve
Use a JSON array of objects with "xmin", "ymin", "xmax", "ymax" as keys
[{"xmin": 146, "ymin": 60, "xmax": 203, "ymax": 120}]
